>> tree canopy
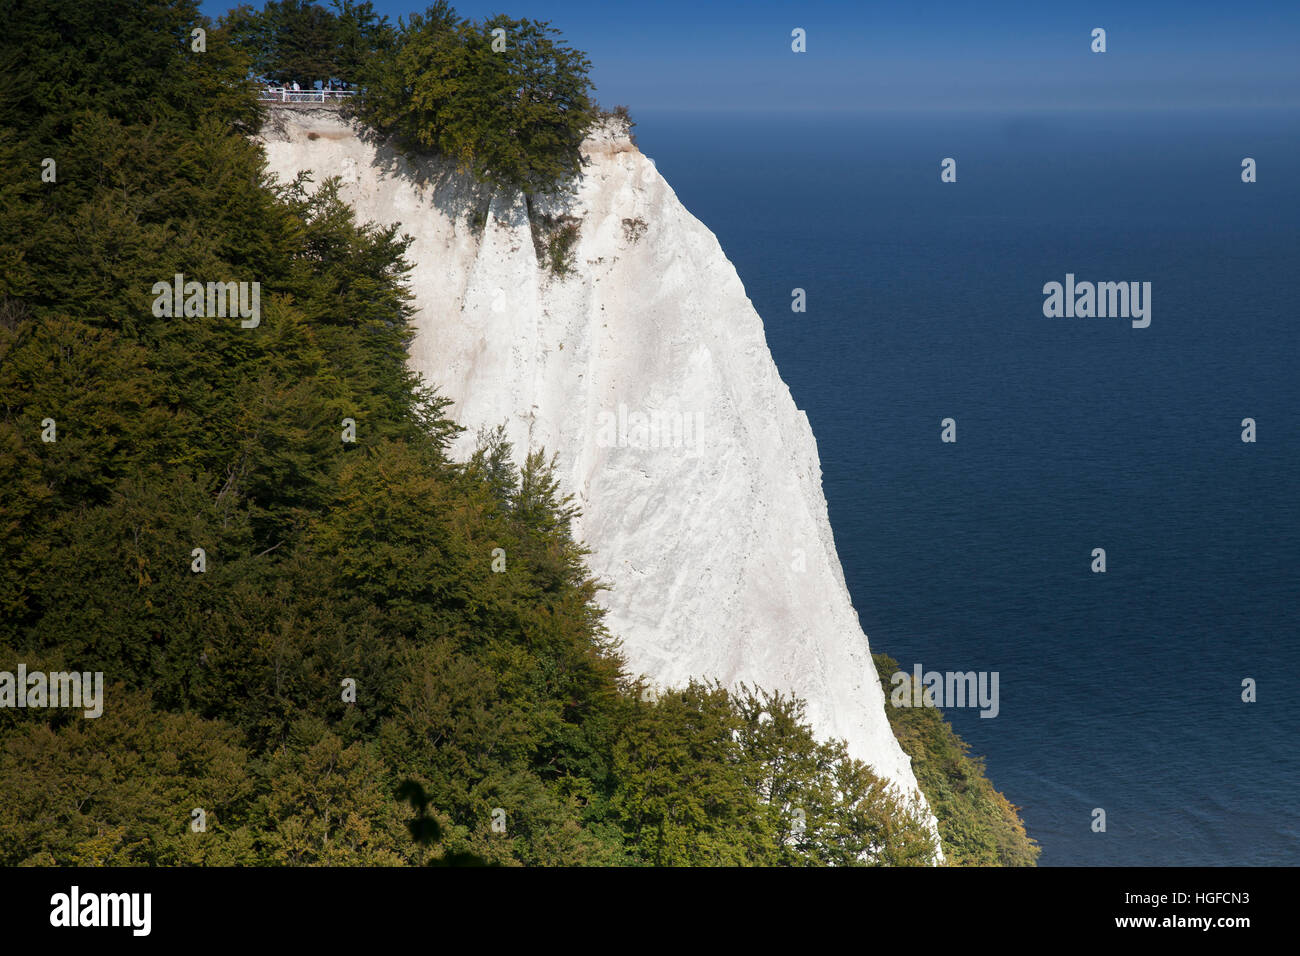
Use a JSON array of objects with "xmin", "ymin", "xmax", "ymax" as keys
[
  {"xmin": 222, "ymin": 0, "xmax": 395, "ymax": 87},
  {"xmin": 352, "ymin": 2, "xmax": 599, "ymax": 195}
]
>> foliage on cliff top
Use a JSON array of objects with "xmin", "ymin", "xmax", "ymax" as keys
[
  {"xmin": 223, "ymin": 0, "xmax": 599, "ymax": 195},
  {"xmin": 350, "ymin": 2, "xmax": 599, "ymax": 195}
]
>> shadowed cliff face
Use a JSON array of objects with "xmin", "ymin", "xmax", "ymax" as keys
[{"xmin": 257, "ymin": 106, "xmax": 939, "ymax": 845}]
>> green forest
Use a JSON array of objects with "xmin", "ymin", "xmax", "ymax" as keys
[{"xmin": 0, "ymin": 0, "xmax": 1036, "ymax": 866}]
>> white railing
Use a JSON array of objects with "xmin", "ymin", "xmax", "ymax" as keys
[{"xmin": 258, "ymin": 88, "xmax": 356, "ymax": 103}]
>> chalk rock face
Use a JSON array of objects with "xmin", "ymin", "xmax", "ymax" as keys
[{"xmin": 258, "ymin": 106, "xmax": 936, "ymax": 839}]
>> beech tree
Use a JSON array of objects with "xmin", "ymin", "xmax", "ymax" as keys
[{"xmin": 355, "ymin": 3, "xmax": 598, "ymax": 195}]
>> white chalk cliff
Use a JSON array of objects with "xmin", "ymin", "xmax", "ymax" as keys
[{"xmin": 258, "ymin": 106, "xmax": 938, "ymax": 843}]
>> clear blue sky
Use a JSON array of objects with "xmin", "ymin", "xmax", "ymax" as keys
[{"xmin": 200, "ymin": 0, "xmax": 1300, "ymax": 110}]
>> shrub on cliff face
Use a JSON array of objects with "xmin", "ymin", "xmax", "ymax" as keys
[
  {"xmin": 528, "ymin": 207, "xmax": 582, "ymax": 276},
  {"xmin": 353, "ymin": 2, "xmax": 598, "ymax": 196},
  {"xmin": 599, "ymin": 104, "xmax": 638, "ymax": 147}
]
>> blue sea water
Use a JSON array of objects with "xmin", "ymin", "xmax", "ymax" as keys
[{"xmin": 631, "ymin": 108, "xmax": 1300, "ymax": 866}]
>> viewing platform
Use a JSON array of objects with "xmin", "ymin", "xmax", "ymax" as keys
[{"xmin": 258, "ymin": 88, "xmax": 355, "ymax": 108}]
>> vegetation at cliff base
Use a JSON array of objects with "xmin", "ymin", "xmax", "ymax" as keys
[
  {"xmin": 874, "ymin": 655, "xmax": 1041, "ymax": 866},
  {"xmin": 0, "ymin": 0, "xmax": 942, "ymax": 867}
]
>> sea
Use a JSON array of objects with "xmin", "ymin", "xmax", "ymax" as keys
[{"xmin": 632, "ymin": 107, "xmax": 1300, "ymax": 866}]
